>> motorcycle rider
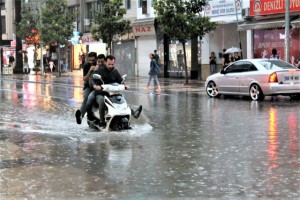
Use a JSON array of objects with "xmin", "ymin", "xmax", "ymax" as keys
[
  {"xmin": 87, "ymin": 55, "xmax": 142, "ymax": 128},
  {"xmin": 75, "ymin": 52, "xmax": 97, "ymax": 124}
]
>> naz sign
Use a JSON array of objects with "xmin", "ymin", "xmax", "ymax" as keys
[
  {"xmin": 250, "ymin": 0, "xmax": 300, "ymax": 16},
  {"xmin": 132, "ymin": 20, "xmax": 155, "ymax": 36}
]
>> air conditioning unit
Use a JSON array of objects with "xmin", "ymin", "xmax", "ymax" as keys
[
  {"xmin": 84, "ymin": 19, "xmax": 90, "ymax": 26},
  {"xmin": 242, "ymin": 8, "xmax": 250, "ymax": 18}
]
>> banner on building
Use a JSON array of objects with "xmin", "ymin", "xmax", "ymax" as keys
[
  {"xmin": 204, "ymin": 0, "xmax": 242, "ymax": 17},
  {"xmin": 132, "ymin": 19, "xmax": 156, "ymax": 36},
  {"xmin": 250, "ymin": 0, "xmax": 300, "ymax": 16},
  {"xmin": 253, "ymin": 28, "xmax": 300, "ymax": 64}
]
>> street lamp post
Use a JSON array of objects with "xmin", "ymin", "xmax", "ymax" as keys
[
  {"xmin": 0, "ymin": 0, "xmax": 4, "ymax": 74},
  {"xmin": 284, "ymin": 0, "xmax": 290, "ymax": 63},
  {"xmin": 38, "ymin": 0, "xmax": 44, "ymax": 76}
]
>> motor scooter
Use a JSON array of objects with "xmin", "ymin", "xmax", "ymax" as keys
[{"xmin": 88, "ymin": 74, "xmax": 132, "ymax": 131}]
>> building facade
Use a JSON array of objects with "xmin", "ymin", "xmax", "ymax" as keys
[
  {"xmin": 4, "ymin": 0, "xmax": 300, "ymax": 79},
  {"xmin": 1, "ymin": 0, "xmax": 17, "ymax": 67}
]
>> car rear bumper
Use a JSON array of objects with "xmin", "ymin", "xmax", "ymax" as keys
[{"xmin": 262, "ymin": 83, "xmax": 300, "ymax": 95}]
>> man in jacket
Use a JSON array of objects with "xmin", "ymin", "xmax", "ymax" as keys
[
  {"xmin": 75, "ymin": 52, "xmax": 97, "ymax": 124},
  {"xmin": 87, "ymin": 55, "xmax": 142, "ymax": 128}
]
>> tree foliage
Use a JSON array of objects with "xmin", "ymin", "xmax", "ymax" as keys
[
  {"xmin": 154, "ymin": 0, "xmax": 217, "ymax": 84},
  {"xmin": 16, "ymin": 0, "xmax": 75, "ymax": 75},
  {"xmin": 92, "ymin": 0, "xmax": 131, "ymax": 53},
  {"xmin": 16, "ymin": 2, "xmax": 40, "ymax": 47},
  {"xmin": 40, "ymin": 0, "xmax": 74, "ymax": 46},
  {"xmin": 16, "ymin": 0, "xmax": 74, "ymax": 47}
]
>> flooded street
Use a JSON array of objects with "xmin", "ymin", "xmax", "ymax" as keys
[{"xmin": 0, "ymin": 74, "xmax": 299, "ymax": 199}]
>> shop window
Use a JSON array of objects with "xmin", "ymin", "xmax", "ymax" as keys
[
  {"xmin": 0, "ymin": 1, "xmax": 4, "ymax": 10},
  {"xmin": 86, "ymin": 2, "xmax": 101, "ymax": 20},
  {"xmin": 168, "ymin": 40, "xmax": 191, "ymax": 73},
  {"xmin": 138, "ymin": 0, "xmax": 142, "ymax": 7},
  {"xmin": 142, "ymin": 0, "xmax": 147, "ymax": 14},
  {"xmin": 1, "ymin": 16, "xmax": 5, "ymax": 34},
  {"xmin": 126, "ymin": 0, "xmax": 131, "ymax": 10}
]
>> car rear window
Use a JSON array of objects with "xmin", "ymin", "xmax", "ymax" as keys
[{"xmin": 259, "ymin": 60, "xmax": 296, "ymax": 70}]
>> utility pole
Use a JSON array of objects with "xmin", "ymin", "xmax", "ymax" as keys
[
  {"xmin": 38, "ymin": 0, "xmax": 44, "ymax": 76},
  {"xmin": 0, "ymin": 0, "xmax": 4, "ymax": 74},
  {"xmin": 235, "ymin": 0, "xmax": 243, "ymax": 59},
  {"xmin": 14, "ymin": 0, "xmax": 23, "ymax": 73},
  {"xmin": 284, "ymin": 0, "xmax": 290, "ymax": 62}
]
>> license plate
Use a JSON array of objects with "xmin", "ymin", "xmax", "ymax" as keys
[{"xmin": 285, "ymin": 76, "xmax": 299, "ymax": 81}]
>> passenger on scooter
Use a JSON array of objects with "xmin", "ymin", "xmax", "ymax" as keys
[
  {"xmin": 85, "ymin": 54, "xmax": 106, "ymax": 121},
  {"xmin": 75, "ymin": 52, "xmax": 97, "ymax": 125},
  {"xmin": 87, "ymin": 55, "xmax": 142, "ymax": 128}
]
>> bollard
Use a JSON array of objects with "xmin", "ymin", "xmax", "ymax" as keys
[
  {"xmin": 8, "ymin": 66, "xmax": 13, "ymax": 74},
  {"xmin": 3, "ymin": 65, "xmax": 8, "ymax": 75}
]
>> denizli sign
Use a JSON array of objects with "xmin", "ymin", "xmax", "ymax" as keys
[{"xmin": 250, "ymin": 0, "xmax": 300, "ymax": 16}]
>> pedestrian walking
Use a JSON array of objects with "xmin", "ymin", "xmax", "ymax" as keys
[
  {"xmin": 146, "ymin": 53, "xmax": 161, "ymax": 93},
  {"xmin": 209, "ymin": 51, "xmax": 217, "ymax": 74},
  {"xmin": 154, "ymin": 50, "xmax": 159, "ymax": 64},
  {"xmin": 270, "ymin": 48, "xmax": 279, "ymax": 60},
  {"xmin": 8, "ymin": 53, "xmax": 15, "ymax": 68},
  {"xmin": 233, "ymin": 52, "xmax": 241, "ymax": 61},
  {"xmin": 49, "ymin": 60, "xmax": 55, "ymax": 72}
]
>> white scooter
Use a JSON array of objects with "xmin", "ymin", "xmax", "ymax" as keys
[{"xmin": 88, "ymin": 74, "xmax": 132, "ymax": 131}]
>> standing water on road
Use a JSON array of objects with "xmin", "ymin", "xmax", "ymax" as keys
[{"xmin": 0, "ymin": 75, "xmax": 299, "ymax": 199}]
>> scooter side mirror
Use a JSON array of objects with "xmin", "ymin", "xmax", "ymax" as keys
[
  {"xmin": 121, "ymin": 74, "xmax": 127, "ymax": 84},
  {"xmin": 93, "ymin": 74, "xmax": 104, "ymax": 84},
  {"xmin": 93, "ymin": 74, "xmax": 102, "ymax": 79}
]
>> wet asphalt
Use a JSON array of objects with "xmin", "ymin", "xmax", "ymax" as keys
[{"xmin": 0, "ymin": 70, "xmax": 299, "ymax": 200}]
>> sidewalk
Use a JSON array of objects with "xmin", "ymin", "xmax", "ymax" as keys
[{"xmin": 0, "ymin": 70, "xmax": 206, "ymax": 91}]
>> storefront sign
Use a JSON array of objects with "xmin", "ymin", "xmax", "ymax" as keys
[
  {"xmin": 205, "ymin": 0, "xmax": 242, "ymax": 17},
  {"xmin": 250, "ymin": 0, "xmax": 300, "ymax": 16},
  {"xmin": 132, "ymin": 20, "xmax": 155, "ymax": 36},
  {"xmin": 82, "ymin": 33, "xmax": 98, "ymax": 44},
  {"xmin": 253, "ymin": 28, "xmax": 300, "ymax": 64}
]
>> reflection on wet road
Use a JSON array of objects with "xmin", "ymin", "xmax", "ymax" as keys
[{"xmin": 0, "ymin": 75, "xmax": 299, "ymax": 199}]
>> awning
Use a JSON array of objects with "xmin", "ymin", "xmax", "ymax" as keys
[
  {"xmin": 291, "ymin": 18, "xmax": 300, "ymax": 28},
  {"xmin": 238, "ymin": 18, "xmax": 286, "ymax": 31},
  {"xmin": 132, "ymin": 19, "xmax": 156, "ymax": 36},
  {"xmin": 238, "ymin": 17, "xmax": 300, "ymax": 31}
]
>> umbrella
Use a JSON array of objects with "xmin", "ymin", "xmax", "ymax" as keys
[{"xmin": 224, "ymin": 47, "xmax": 242, "ymax": 54}]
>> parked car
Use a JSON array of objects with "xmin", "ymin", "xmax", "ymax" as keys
[{"xmin": 205, "ymin": 59, "xmax": 300, "ymax": 101}]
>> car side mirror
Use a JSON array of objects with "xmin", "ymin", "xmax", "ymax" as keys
[{"xmin": 220, "ymin": 69, "xmax": 225, "ymax": 74}]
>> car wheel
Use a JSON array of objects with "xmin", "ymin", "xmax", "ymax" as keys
[
  {"xmin": 206, "ymin": 81, "xmax": 220, "ymax": 98},
  {"xmin": 249, "ymin": 84, "xmax": 265, "ymax": 101}
]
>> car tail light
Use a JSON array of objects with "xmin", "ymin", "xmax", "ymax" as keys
[{"xmin": 269, "ymin": 72, "xmax": 278, "ymax": 83}]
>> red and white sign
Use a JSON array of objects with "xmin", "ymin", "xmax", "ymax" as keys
[
  {"xmin": 132, "ymin": 20, "xmax": 155, "ymax": 36},
  {"xmin": 253, "ymin": 28, "xmax": 300, "ymax": 64},
  {"xmin": 82, "ymin": 33, "xmax": 98, "ymax": 44},
  {"xmin": 250, "ymin": 0, "xmax": 300, "ymax": 16},
  {"xmin": 10, "ymin": 40, "xmax": 16, "ymax": 47}
]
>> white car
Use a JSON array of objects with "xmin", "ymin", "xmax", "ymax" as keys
[{"xmin": 205, "ymin": 59, "xmax": 300, "ymax": 101}]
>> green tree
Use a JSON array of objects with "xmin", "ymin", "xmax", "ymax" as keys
[
  {"xmin": 154, "ymin": 0, "xmax": 217, "ymax": 84},
  {"xmin": 16, "ymin": 1, "xmax": 41, "ymax": 73},
  {"xmin": 16, "ymin": 0, "xmax": 74, "ymax": 76},
  {"xmin": 40, "ymin": 0, "xmax": 74, "ymax": 76},
  {"xmin": 92, "ymin": 0, "xmax": 130, "ymax": 54}
]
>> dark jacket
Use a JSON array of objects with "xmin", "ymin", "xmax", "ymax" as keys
[
  {"xmin": 83, "ymin": 62, "xmax": 92, "ymax": 89},
  {"xmin": 148, "ymin": 59, "xmax": 160, "ymax": 75},
  {"xmin": 89, "ymin": 66, "xmax": 123, "ymax": 89}
]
